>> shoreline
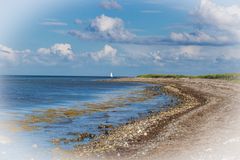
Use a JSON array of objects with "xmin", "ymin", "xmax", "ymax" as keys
[{"xmin": 70, "ymin": 78, "xmax": 213, "ymax": 159}]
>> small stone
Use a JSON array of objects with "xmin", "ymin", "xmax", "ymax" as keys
[{"xmin": 52, "ymin": 138, "xmax": 61, "ymax": 145}]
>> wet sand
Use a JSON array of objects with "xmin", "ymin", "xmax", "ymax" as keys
[{"xmin": 71, "ymin": 78, "xmax": 240, "ymax": 160}]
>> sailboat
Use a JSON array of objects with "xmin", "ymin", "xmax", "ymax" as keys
[{"xmin": 110, "ymin": 72, "xmax": 113, "ymax": 78}]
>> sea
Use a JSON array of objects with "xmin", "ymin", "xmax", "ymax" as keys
[{"xmin": 0, "ymin": 76, "xmax": 177, "ymax": 160}]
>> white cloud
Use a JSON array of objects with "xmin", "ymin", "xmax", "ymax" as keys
[
  {"xmin": 196, "ymin": 0, "xmax": 240, "ymax": 38},
  {"xmin": 170, "ymin": 0, "xmax": 240, "ymax": 45},
  {"xmin": 91, "ymin": 15, "xmax": 134, "ymax": 41},
  {"xmin": 100, "ymin": 0, "xmax": 121, "ymax": 10},
  {"xmin": 219, "ymin": 46, "xmax": 240, "ymax": 60},
  {"xmin": 0, "ymin": 43, "xmax": 75, "ymax": 66},
  {"xmin": 91, "ymin": 15, "xmax": 122, "ymax": 32},
  {"xmin": 69, "ymin": 1, "xmax": 240, "ymax": 46},
  {"xmin": 170, "ymin": 31, "xmax": 213, "ymax": 43},
  {"xmin": 69, "ymin": 15, "xmax": 135, "ymax": 42},
  {"xmin": 170, "ymin": 31, "xmax": 230, "ymax": 45},
  {"xmin": 37, "ymin": 43, "xmax": 75, "ymax": 60},
  {"xmin": 40, "ymin": 19, "xmax": 67, "ymax": 26},
  {"xmin": 118, "ymin": 44, "xmax": 165, "ymax": 66},
  {"xmin": 37, "ymin": 48, "xmax": 51, "ymax": 55},
  {"xmin": 68, "ymin": 30, "xmax": 94, "ymax": 40},
  {"xmin": 0, "ymin": 44, "xmax": 31, "ymax": 65},
  {"xmin": 90, "ymin": 44, "xmax": 120, "ymax": 65},
  {"xmin": 179, "ymin": 46, "xmax": 202, "ymax": 58},
  {"xmin": 118, "ymin": 44, "xmax": 221, "ymax": 67},
  {"xmin": 0, "ymin": 44, "xmax": 18, "ymax": 63},
  {"xmin": 149, "ymin": 50, "xmax": 164, "ymax": 66}
]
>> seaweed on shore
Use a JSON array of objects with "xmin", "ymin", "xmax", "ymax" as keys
[
  {"xmin": 52, "ymin": 132, "xmax": 96, "ymax": 145},
  {"xmin": 72, "ymin": 84, "xmax": 207, "ymax": 158},
  {"xmin": 18, "ymin": 86, "xmax": 164, "ymax": 134}
]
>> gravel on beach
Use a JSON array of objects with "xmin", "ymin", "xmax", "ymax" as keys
[{"xmin": 57, "ymin": 78, "xmax": 240, "ymax": 160}]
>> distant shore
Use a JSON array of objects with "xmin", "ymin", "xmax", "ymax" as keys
[{"xmin": 67, "ymin": 77, "xmax": 240, "ymax": 160}]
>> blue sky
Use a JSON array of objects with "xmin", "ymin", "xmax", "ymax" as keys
[{"xmin": 0, "ymin": 0, "xmax": 240, "ymax": 76}]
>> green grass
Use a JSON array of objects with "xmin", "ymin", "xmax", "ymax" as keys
[
  {"xmin": 195, "ymin": 73, "xmax": 240, "ymax": 80},
  {"xmin": 137, "ymin": 73, "xmax": 240, "ymax": 81},
  {"xmin": 137, "ymin": 74, "xmax": 189, "ymax": 78}
]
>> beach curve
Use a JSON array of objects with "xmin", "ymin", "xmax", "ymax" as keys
[{"xmin": 69, "ymin": 77, "xmax": 240, "ymax": 160}]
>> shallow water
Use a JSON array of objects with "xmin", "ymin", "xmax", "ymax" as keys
[{"xmin": 0, "ymin": 76, "xmax": 177, "ymax": 159}]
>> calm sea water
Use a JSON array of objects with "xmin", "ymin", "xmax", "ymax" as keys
[{"xmin": 0, "ymin": 76, "xmax": 177, "ymax": 160}]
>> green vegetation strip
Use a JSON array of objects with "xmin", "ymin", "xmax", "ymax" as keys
[{"xmin": 137, "ymin": 73, "xmax": 240, "ymax": 80}]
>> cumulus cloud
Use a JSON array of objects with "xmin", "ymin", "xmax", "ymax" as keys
[
  {"xmin": 69, "ymin": 15, "xmax": 135, "ymax": 42},
  {"xmin": 0, "ymin": 44, "xmax": 31, "ymax": 65},
  {"xmin": 37, "ymin": 43, "xmax": 75, "ymax": 60},
  {"xmin": 100, "ymin": 0, "xmax": 121, "ymax": 10},
  {"xmin": 196, "ymin": 0, "xmax": 240, "ymax": 36},
  {"xmin": 91, "ymin": 15, "xmax": 122, "ymax": 32},
  {"xmin": 0, "ymin": 44, "xmax": 18, "ymax": 63},
  {"xmin": 70, "ymin": 1, "xmax": 240, "ymax": 47},
  {"xmin": 89, "ymin": 44, "xmax": 121, "ymax": 65},
  {"xmin": 170, "ymin": 0, "xmax": 240, "ymax": 45}
]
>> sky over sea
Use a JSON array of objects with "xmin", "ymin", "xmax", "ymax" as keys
[{"xmin": 0, "ymin": 0, "xmax": 240, "ymax": 76}]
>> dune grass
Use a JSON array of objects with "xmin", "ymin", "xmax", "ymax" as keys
[{"xmin": 137, "ymin": 73, "xmax": 240, "ymax": 81}]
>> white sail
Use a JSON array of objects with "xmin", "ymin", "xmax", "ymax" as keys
[{"xmin": 110, "ymin": 72, "xmax": 113, "ymax": 78}]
